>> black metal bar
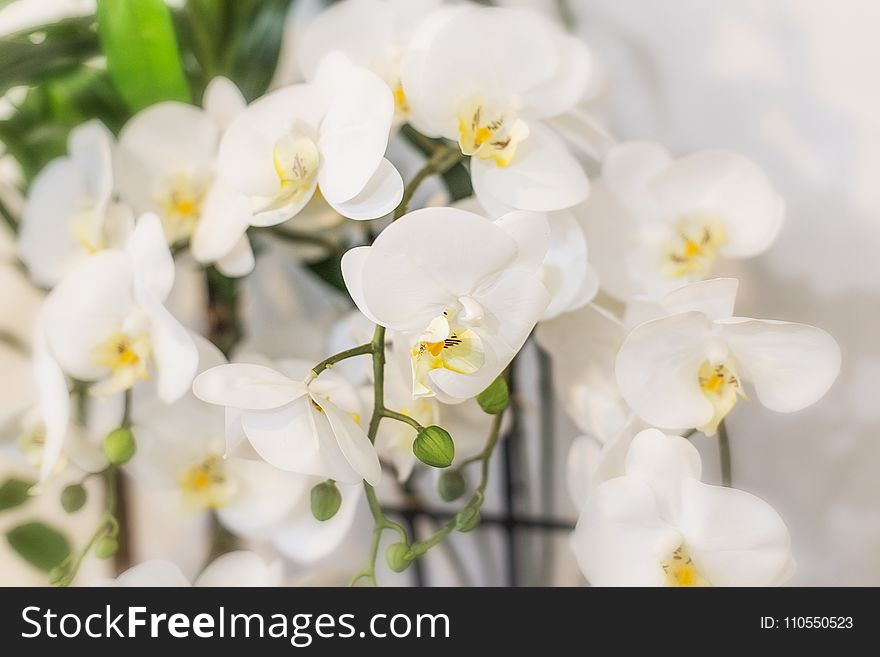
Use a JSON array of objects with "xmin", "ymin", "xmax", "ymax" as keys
[
  {"xmin": 385, "ymin": 506, "xmax": 574, "ymax": 532},
  {"xmin": 501, "ymin": 364, "xmax": 521, "ymax": 587}
]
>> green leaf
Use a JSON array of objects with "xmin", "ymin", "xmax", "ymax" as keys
[
  {"xmin": 6, "ymin": 521, "xmax": 72, "ymax": 572},
  {"xmin": 96, "ymin": 0, "xmax": 191, "ymax": 111},
  {"xmin": 0, "ymin": 478, "xmax": 34, "ymax": 512},
  {"xmin": 228, "ymin": 0, "xmax": 292, "ymax": 101},
  {"xmin": 476, "ymin": 376, "xmax": 509, "ymax": 415},
  {"xmin": 0, "ymin": 18, "xmax": 99, "ymax": 97}
]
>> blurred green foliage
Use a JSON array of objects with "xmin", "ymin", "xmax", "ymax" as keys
[{"xmin": 0, "ymin": 0, "xmax": 295, "ymax": 190}]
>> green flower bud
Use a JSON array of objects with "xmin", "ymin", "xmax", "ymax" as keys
[
  {"xmin": 437, "ymin": 470, "xmax": 466, "ymax": 502},
  {"xmin": 476, "ymin": 376, "xmax": 509, "ymax": 414},
  {"xmin": 103, "ymin": 428, "xmax": 136, "ymax": 465},
  {"xmin": 310, "ymin": 480, "xmax": 342, "ymax": 521},
  {"xmin": 385, "ymin": 542, "xmax": 412, "ymax": 573},
  {"xmin": 455, "ymin": 507, "xmax": 481, "ymax": 532},
  {"xmin": 413, "ymin": 426, "xmax": 454, "ymax": 468},
  {"xmin": 60, "ymin": 484, "xmax": 87, "ymax": 513},
  {"xmin": 94, "ymin": 536, "xmax": 118, "ymax": 559}
]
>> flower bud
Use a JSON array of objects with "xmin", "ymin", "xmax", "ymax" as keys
[
  {"xmin": 385, "ymin": 542, "xmax": 412, "ymax": 573},
  {"xmin": 95, "ymin": 536, "xmax": 118, "ymax": 559},
  {"xmin": 310, "ymin": 480, "xmax": 342, "ymax": 521},
  {"xmin": 413, "ymin": 426, "xmax": 454, "ymax": 468},
  {"xmin": 437, "ymin": 470, "xmax": 466, "ymax": 502},
  {"xmin": 476, "ymin": 376, "xmax": 508, "ymax": 414},
  {"xmin": 103, "ymin": 428, "xmax": 136, "ymax": 465},
  {"xmin": 60, "ymin": 484, "xmax": 87, "ymax": 513},
  {"xmin": 455, "ymin": 507, "xmax": 481, "ymax": 532}
]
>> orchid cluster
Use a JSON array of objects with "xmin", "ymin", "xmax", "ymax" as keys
[{"xmin": 0, "ymin": 0, "xmax": 840, "ymax": 588}]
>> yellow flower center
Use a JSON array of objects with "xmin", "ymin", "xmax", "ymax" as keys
[
  {"xmin": 267, "ymin": 133, "xmax": 320, "ymax": 212},
  {"xmin": 392, "ymin": 79, "xmax": 410, "ymax": 118},
  {"xmin": 155, "ymin": 172, "xmax": 210, "ymax": 244},
  {"xmin": 457, "ymin": 97, "xmax": 529, "ymax": 168},
  {"xmin": 91, "ymin": 330, "xmax": 151, "ymax": 397},
  {"xmin": 662, "ymin": 545, "xmax": 709, "ymax": 587},
  {"xmin": 17, "ymin": 423, "xmax": 47, "ymax": 471},
  {"xmin": 661, "ymin": 217, "xmax": 727, "ymax": 278},
  {"xmin": 410, "ymin": 313, "xmax": 485, "ymax": 398},
  {"xmin": 70, "ymin": 201, "xmax": 108, "ymax": 254},
  {"xmin": 179, "ymin": 455, "xmax": 235, "ymax": 509},
  {"xmin": 697, "ymin": 360, "xmax": 746, "ymax": 435}
]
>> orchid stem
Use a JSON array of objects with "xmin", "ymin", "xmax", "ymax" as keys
[
  {"xmin": 393, "ymin": 143, "xmax": 462, "ymax": 221},
  {"xmin": 307, "ymin": 342, "xmax": 373, "ymax": 381},
  {"xmin": 405, "ymin": 409, "xmax": 505, "ymax": 560},
  {"xmin": 382, "ymin": 408, "xmax": 423, "ymax": 432},
  {"xmin": 718, "ymin": 420, "xmax": 732, "ymax": 487}
]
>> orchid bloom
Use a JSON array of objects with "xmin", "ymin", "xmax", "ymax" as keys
[
  {"xmin": 456, "ymin": 196, "xmax": 598, "ymax": 320},
  {"xmin": 536, "ymin": 303, "xmax": 629, "ymax": 443},
  {"xmin": 102, "ymin": 551, "xmax": 282, "ymax": 587},
  {"xmin": 128, "ymin": 338, "xmax": 305, "ymax": 527},
  {"xmin": 192, "ymin": 359, "xmax": 380, "ymax": 486},
  {"xmin": 401, "ymin": 5, "xmax": 592, "ymax": 213},
  {"xmin": 36, "ymin": 213, "xmax": 199, "ymax": 480},
  {"xmin": 581, "ymin": 141, "xmax": 785, "ymax": 300},
  {"xmin": 133, "ymin": 336, "xmax": 367, "ymax": 562},
  {"xmin": 196, "ymin": 54, "xmax": 403, "ymax": 272},
  {"xmin": 296, "ymin": 0, "xmax": 441, "ymax": 123},
  {"xmin": 572, "ymin": 428, "xmax": 794, "ymax": 587},
  {"xmin": 18, "ymin": 120, "xmax": 133, "ymax": 287},
  {"xmin": 615, "ymin": 278, "xmax": 841, "ymax": 434},
  {"xmin": 342, "ymin": 206, "xmax": 550, "ymax": 403},
  {"xmin": 115, "ymin": 77, "xmax": 255, "ymax": 277}
]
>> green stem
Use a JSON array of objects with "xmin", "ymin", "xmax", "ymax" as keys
[
  {"xmin": 121, "ymin": 388, "xmax": 132, "ymax": 429},
  {"xmin": 383, "ymin": 408, "xmax": 423, "ymax": 432},
  {"xmin": 393, "ymin": 144, "xmax": 463, "ymax": 220},
  {"xmin": 307, "ymin": 342, "xmax": 373, "ymax": 381},
  {"xmin": 0, "ymin": 196, "xmax": 18, "ymax": 235},
  {"xmin": 406, "ymin": 409, "xmax": 504, "ymax": 560},
  {"xmin": 718, "ymin": 420, "xmax": 732, "ymax": 487},
  {"xmin": 350, "ymin": 324, "xmax": 410, "ymax": 586},
  {"xmin": 367, "ymin": 325, "xmax": 387, "ymax": 440},
  {"xmin": 262, "ymin": 225, "xmax": 338, "ymax": 253},
  {"xmin": 52, "ymin": 469, "xmax": 122, "ymax": 587}
]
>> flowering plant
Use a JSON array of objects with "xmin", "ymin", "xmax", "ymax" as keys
[{"xmin": 0, "ymin": 0, "xmax": 841, "ymax": 588}]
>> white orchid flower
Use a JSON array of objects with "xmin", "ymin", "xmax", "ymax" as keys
[
  {"xmin": 115, "ymin": 77, "xmax": 254, "ymax": 277},
  {"xmin": 36, "ymin": 214, "xmax": 199, "ymax": 480},
  {"xmin": 270, "ymin": 477, "xmax": 366, "ymax": 565},
  {"xmin": 616, "ymin": 278, "xmax": 841, "ymax": 435},
  {"xmin": 296, "ymin": 0, "xmax": 442, "ymax": 123},
  {"xmin": 566, "ymin": 417, "xmax": 647, "ymax": 512},
  {"xmin": 192, "ymin": 359, "xmax": 381, "ymax": 485},
  {"xmin": 400, "ymin": 5, "xmax": 592, "ymax": 213},
  {"xmin": 536, "ymin": 303, "xmax": 629, "ymax": 442},
  {"xmin": 582, "ymin": 140, "xmax": 785, "ymax": 300},
  {"xmin": 572, "ymin": 428, "xmax": 794, "ymax": 587},
  {"xmin": 133, "ymin": 340, "xmax": 365, "ymax": 562},
  {"xmin": 455, "ymin": 196, "xmax": 598, "ymax": 320},
  {"xmin": 197, "ymin": 54, "xmax": 403, "ymax": 273},
  {"xmin": 101, "ymin": 551, "xmax": 282, "ymax": 587},
  {"xmin": 342, "ymin": 206, "xmax": 550, "ymax": 403},
  {"xmin": 18, "ymin": 120, "xmax": 133, "ymax": 287},
  {"xmin": 128, "ymin": 338, "xmax": 303, "ymax": 526}
]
